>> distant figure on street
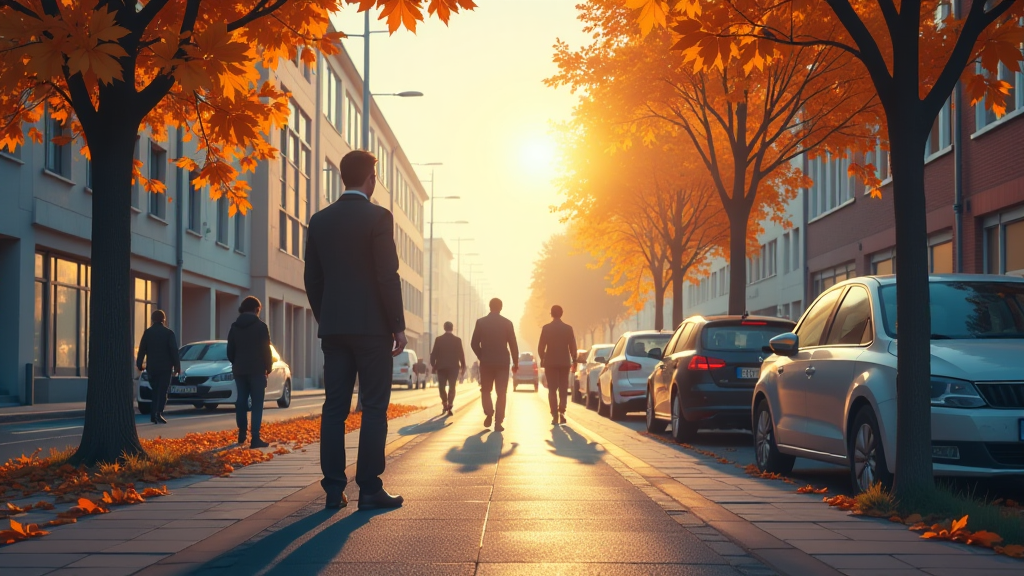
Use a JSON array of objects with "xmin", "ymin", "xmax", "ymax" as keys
[
  {"xmin": 538, "ymin": 305, "xmax": 578, "ymax": 426},
  {"xmin": 304, "ymin": 149, "xmax": 406, "ymax": 512},
  {"xmin": 471, "ymin": 298, "xmax": 519, "ymax": 432},
  {"xmin": 227, "ymin": 296, "xmax": 273, "ymax": 448},
  {"xmin": 135, "ymin": 310, "xmax": 180, "ymax": 425},
  {"xmin": 431, "ymin": 321, "xmax": 466, "ymax": 417},
  {"xmin": 471, "ymin": 361, "xmax": 480, "ymax": 384},
  {"xmin": 412, "ymin": 358, "xmax": 428, "ymax": 389}
]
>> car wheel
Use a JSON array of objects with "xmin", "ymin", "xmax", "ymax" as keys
[
  {"xmin": 671, "ymin": 390, "xmax": 698, "ymax": 442},
  {"xmin": 204, "ymin": 404, "xmax": 219, "ymax": 411},
  {"xmin": 597, "ymin": 387, "xmax": 610, "ymax": 417},
  {"xmin": 192, "ymin": 402, "xmax": 204, "ymax": 409},
  {"xmin": 646, "ymin": 386, "xmax": 668, "ymax": 433},
  {"xmin": 586, "ymin": 392, "xmax": 596, "ymax": 411},
  {"xmin": 849, "ymin": 407, "xmax": 893, "ymax": 493},
  {"xmin": 754, "ymin": 399, "xmax": 795, "ymax": 474},
  {"xmin": 138, "ymin": 402, "xmax": 152, "ymax": 415},
  {"xmin": 572, "ymin": 384, "xmax": 582, "ymax": 404},
  {"xmin": 609, "ymin": 384, "xmax": 626, "ymax": 421},
  {"xmin": 277, "ymin": 380, "xmax": 292, "ymax": 408}
]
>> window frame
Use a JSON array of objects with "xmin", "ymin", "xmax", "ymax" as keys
[{"xmin": 823, "ymin": 285, "xmax": 875, "ymax": 347}]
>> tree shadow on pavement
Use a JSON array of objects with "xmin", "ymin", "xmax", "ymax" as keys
[
  {"xmin": 547, "ymin": 425, "xmax": 603, "ymax": 465},
  {"xmin": 444, "ymin": 430, "xmax": 518, "ymax": 472},
  {"xmin": 398, "ymin": 414, "xmax": 451, "ymax": 436}
]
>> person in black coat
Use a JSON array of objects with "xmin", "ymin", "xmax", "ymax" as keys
[
  {"xmin": 471, "ymin": 298, "xmax": 519, "ymax": 432},
  {"xmin": 431, "ymin": 321, "xmax": 466, "ymax": 416},
  {"xmin": 136, "ymin": 310, "xmax": 180, "ymax": 424},
  {"xmin": 538, "ymin": 305, "xmax": 578, "ymax": 426},
  {"xmin": 227, "ymin": 296, "xmax": 273, "ymax": 448},
  {"xmin": 304, "ymin": 149, "xmax": 406, "ymax": 511}
]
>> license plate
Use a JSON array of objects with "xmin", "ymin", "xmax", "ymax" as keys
[
  {"xmin": 170, "ymin": 385, "xmax": 197, "ymax": 394},
  {"xmin": 737, "ymin": 367, "xmax": 760, "ymax": 379}
]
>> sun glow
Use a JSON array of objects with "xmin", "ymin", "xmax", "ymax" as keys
[{"xmin": 520, "ymin": 134, "xmax": 558, "ymax": 179}]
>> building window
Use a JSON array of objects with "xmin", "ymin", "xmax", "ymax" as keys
[
  {"xmin": 133, "ymin": 277, "xmax": 160, "ymax": 362},
  {"xmin": 872, "ymin": 249, "xmax": 896, "ymax": 275},
  {"xmin": 44, "ymin": 109, "xmax": 71, "ymax": 178},
  {"xmin": 35, "ymin": 253, "xmax": 91, "ymax": 377},
  {"xmin": 345, "ymin": 93, "xmax": 361, "ymax": 149},
  {"xmin": 975, "ymin": 47, "xmax": 1024, "ymax": 132},
  {"xmin": 782, "ymin": 233, "xmax": 791, "ymax": 274},
  {"xmin": 148, "ymin": 143, "xmax": 167, "ymax": 218},
  {"xmin": 188, "ymin": 170, "xmax": 202, "ymax": 233},
  {"xmin": 792, "ymin": 227, "xmax": 800, "ymax": 272},
  {"xmin": 928, "ymin": 233, "xmax": 953, "ymax": 274},
  {"xmin": 925, "ymin": 99, "xmax": 952, "ymax": 158},
  {"xmin": 280, "ymin": 100, "xmax": 310, "ymax": 257},
  {"xmin": 234, "ymin": 212, "xmax": 245, "ymax": 253},
  {"xmin": 324, "ymin": 161, "xmax": 341, "ymax": 203},
  {"xmin": 321, "ymin": 64, "xmax": 342, "ymax": 132},
  {"xmin": 217, "ymin": 196, "xmax": 229, "ymax": 245},
  {"xmin": 984, "ymin": 207, "xmax": 1024, "ymax": 275},
  {"xmin": 807, "ymin": 153, "xmax": 855, "ymax": 219},
  {"xmin": 812, "ymin": 262, "xmax": 856, "ymax": 296}
]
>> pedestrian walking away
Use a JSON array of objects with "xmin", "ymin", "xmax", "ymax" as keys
[
  {"xmin": 538, "ymin": 304, "xmax": 578, "ymax": 426},
  {"xmin": 430, "ymin": 321, "xmax": 466, "ymax": 417},
  {"xmin": 413, "ymin": 357, "xmax": 428, "ymax": 389},
  {"xmin": 305, "ymin": 149, "xmax": 406, "ymax": 512},
  {"xmin": 227, "ymin": 296, "xmax": 274, "ymax": 448},
  {"xmin": 135, "ymin": 309, "xmax": 180, "ymax": 425},
  {"xmin": 470, "ymin": 298, "xmax": 519, "ymax": 432}
]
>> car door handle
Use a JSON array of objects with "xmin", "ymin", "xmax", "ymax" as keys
[{"xmin": 805, "ymin": 366, "xmax": 816, "ymax": 376}]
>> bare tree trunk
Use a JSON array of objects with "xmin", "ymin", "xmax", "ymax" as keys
[
  {"xmin": 671, "ymin": 264, "xmax": 685, "ymax": 328},
  {"xmin": 652, "ymin": 272, "xmax": 666, "ymax": 331},
  {"xmin": 727, "ymin": 212, "xmax": 749, "ymax": 315},
  {"xmin": 70, "ymin": 118, "xmax": 145, "ymax": 465}
]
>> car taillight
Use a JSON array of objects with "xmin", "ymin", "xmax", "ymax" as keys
[
  {"xmin": 619, "ymin": 360, "xmax": 643, "ymax": 372},
  {"xmin": 688, "ymin": 355, "xmax": 726, "ymax": 370},
  {"xmin": 741, "ymin": 320, "xmax": 767, "ymax": 326},
  {"xmin": 533, "ymin": 365, "xmax": 538, "ymax": 373},
  {"xmin": 400, "ymin": 367, "xmax": 408, "ymax": 373}
]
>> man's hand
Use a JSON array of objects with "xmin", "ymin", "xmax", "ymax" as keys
[
  {"xmin": 511, "ymin": 365, "xmax": 519, "ymax": 375},
  {"xmin": 393, "ymin": 331, "xmax": 408, "ymax": 356}
]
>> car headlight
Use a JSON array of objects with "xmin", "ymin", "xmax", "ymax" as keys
[
  {"xmin": 930, "ymin": 377, "xmax": 986, "ymax": 408},
  {"xmin": 212, "ymin": 373, "xmax": 234, "ymax": 382}
]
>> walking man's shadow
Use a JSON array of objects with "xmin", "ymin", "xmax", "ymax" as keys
[
  {"xmin": 547, "ymin": 425, "xmax": 603, "ymax": 464},
  {"xmin": 444, "ymin": 430, "xmax": 518, "ymax": 472}
]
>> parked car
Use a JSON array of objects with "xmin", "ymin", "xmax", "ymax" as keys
[
  {"xmin": 514, "ymin": 352, "xmax": 540, "ymax": 391},
  {"xmin": 646, "ymin": 315, "xmax": 795, "ymax": 442},
  {"xmin": 598, "ymin": 331, "xmax": 673, "ymax": 420},
  {"xmin": 753, "ymin": 275, "xmax": 1024, "ymax": 493},
  {"xmin": 571, "ymin": 349, "xmax": 589, "ymax": 402},
  {"xmin": 574, "ymin": 344, "xmax": 614, "ymax": 409},
  {"xmin": 392, "ymin": 350, "xmax": 419, "ymax": 389},
  {"xmin": 136, "ymin": 340, "xmax": 292, "ymax": 414}
]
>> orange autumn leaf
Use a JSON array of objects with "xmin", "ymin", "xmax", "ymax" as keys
[
  {"xmin": 140, "ymin": 486, "xmax": 170, "ymax": 498},
  {"xmin": 966, "ymin": 530, "xmax": 1003, "ymax": 548},
  {"xmin": 796, "ymin": 485, "xmax": 828, "ymax": 494},
  {"xmin": 0, "ymin": 519, "xmax": 48, "ymax": 545},
  {"xmin": 32, "ymin": 501, "xmax": 54, "ymax": 511},
  {"xmin": 45, "ymin": 517, "xmax": 77, "ymax": 527},
  {"xmin": 996, "ymin": 544, "xmax": 1024, "ymax": 558}
]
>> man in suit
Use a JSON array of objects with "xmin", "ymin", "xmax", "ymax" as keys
[
  {"xmin": 538, "ymin": 305, "xmax": 578, "ymax": 426},
  {"xmin": 135, "ymin": 310, "xmax": 180, "ymax": 425},
  {"xmin": 304, "ymin": 150, "xmax": 405, "ymax": 512},
  {"xmin": 471, "ymin": 298, "xmax": 519, "ymax": 432},
  {"xmin": 430, "ymin": 321, "xmax": 466, "ymax": 417}
]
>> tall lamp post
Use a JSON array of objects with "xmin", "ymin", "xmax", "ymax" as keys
[{"xmin": 413, "ymin": 162, "xmax": 457, "ymax": 348}]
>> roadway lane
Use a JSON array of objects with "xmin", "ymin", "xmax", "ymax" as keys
[{"xmin": 0, "ymin": 385, "xmax": 446, "ymax": 464}]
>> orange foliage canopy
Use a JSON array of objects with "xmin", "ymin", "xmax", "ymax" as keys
[{"xmin": 0, "ymin": 0, "xmax": 470, "ymax": 214}]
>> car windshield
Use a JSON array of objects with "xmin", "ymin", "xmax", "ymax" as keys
[
  {"xmin": 703, "ymin": 323, "xmax": 795, "ymax": 352},
  {"xmin": 519, "ymin": 353, "xmax": 534, "ymax": 362},
  {"xmin": 593, "ymin": 346, "xmax": 613, "ymax": 359},
  {"xmin": 879, "ymin": 281, "xmax": 1024, "ymax": 339},
  {"xmin": 179, "ymin": 343, "xmax": 228, "ymax": 362},
  {"xmin": 625, "ymin": 335, "xmax": 671, "ymax": 358}
]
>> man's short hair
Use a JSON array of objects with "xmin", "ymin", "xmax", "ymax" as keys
[
  {"xmin": 239, "ymin": 295, "xmax": 262, "ymax": 314},
  {"xmin": 340, "ymin": 150, "xmax": 377, "ymax": 188},
  {"xmin": 151, "ymin": 310, "xmax": 166, "ymax": 324},
  {"xmin": 443, "ymin": 321, "xmax": 454, "ymax": 331},
  {"xmin": 550, "ymin": 305, "xmax": 563, "ymax": 318},
  {"xmin": 489, "ymin": 298, "xmax": 503, "ymax": 313}
]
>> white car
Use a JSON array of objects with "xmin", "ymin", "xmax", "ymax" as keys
[
  {"xmin": 753, "ymin": 275, "xmax": 1024, "ymax": 493},
  {"xmin": 136, "ymin": 340, "xmax": 292, "ymax": 413},
  {"xmin": 574, "ymin": 344, "xmax": 613, "ymax": 409},
  {"xmin": 598, "ymin": 331, "xmax": 673, "ymax": 420},
  {"xmin": 392, "ymin": 350, "xmax": 419, "ymax": 389}
]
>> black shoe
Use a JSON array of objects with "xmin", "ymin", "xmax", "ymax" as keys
[
  {"xmin": 156, "ymin": 414, "xmax": 168, "ymax": 424},
  {"xmin": 326, "ymin": 492, "xmax": 348, "ymax": 510},
  {"xmin": 151, "ymin": 416, "xmax": 157, "ymax": 423},
  {"xmin": 495, "ymin": 424, "xmax": 505, "ymax": 432},
  {"xmin": 559, "ymin": 414, "xmax": 567, "ymax": 425},
  {"xmin": 250, "ymin": 439, "xmax": 270, "ymax": 449},
  {"xmin": 551, "ymin": 417, "xmax": 558, "ymax": 425},
  {"xmin": 238, "ymin": 431, "xmax": 246, "ymax": 445},
  {"xmin": 447, "ymin": 409, "xmax": 454, "ymax": 417},
  {"xmin": 484, "ymin": 415, "xmax": 492, "ymax": 428},
  {"xmin": 358, "ymin": 489, "xmax": 404, "ymax": 510}
]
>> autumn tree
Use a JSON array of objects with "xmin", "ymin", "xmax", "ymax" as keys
[
  {"xmin": 653, "ymin": 0, "xmax": 1024, "ymax": 503},
  {"xmin": 551, "ymin": 0, "xmax": 880, "ymax": 316},
  {"xmin": 0, "ymin": 0, "xmax": 466, "ymax": 465}
]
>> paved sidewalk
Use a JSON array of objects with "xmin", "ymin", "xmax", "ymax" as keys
[{"xmin": 563, "ymin": 403, "xmax": 1024, "ymax": 576}]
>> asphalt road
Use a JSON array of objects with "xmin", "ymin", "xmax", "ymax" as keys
[{"xmin": 0, "ymin": 385, "xmax": 446, "ymax": 464}]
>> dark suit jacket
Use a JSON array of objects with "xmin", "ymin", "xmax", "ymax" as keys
[
  {"xmin": 304, "ymin": 194, "xmax": 405, "ymax": 336},
  {"xmin": 470, "ymin": 313, "xmax": 519, "ymax": 366},
  {"xmin": 538, "ymin": 318, "xmax": 578, "ymax": 368},
  {"xmin": 430, "ymin": 332, "xmax": 466, "ymax": 371},
  {"xmin": 136, "ymin": 324, "xmax": 180, "ymax": 372}
]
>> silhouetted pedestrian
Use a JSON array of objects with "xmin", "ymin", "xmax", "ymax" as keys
[
  {"xmin": 227, "ymin": 296, "xmax": 273, "ymax": 448},
  {"xmin": 538, "ymin": 305, "xmax": 578, "ymax": 426},
  {"xmin": 431, "ymin": 321, "xmax": 466, "ymax": 416},
  {"xmin": 471, "ymin": 298, "xmax": 519, "ymax": 432},
  {"xmin": 136, "ymin": 310, "xmax": 180, "ymax": 424}
]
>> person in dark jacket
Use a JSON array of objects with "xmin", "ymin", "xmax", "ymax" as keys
[
  {"xmin": 471, "ymin": 298, "xmax": 519, "ymax": 432},
  {"xmin": 431, "ymin": 321, "xmax": 466, "ymax": 416},
  {"xmin": 537, "ymin": 305, "xmax": 578, "ymax": 426},
  {"xmin": 136, "ymin": 310, "xmax": 180, "ymax": 424},
  {"xmin": 227, "ymin": 296, "xmax": 274, "ymax": 448},
  {"xmin": 412, "ymin": 358, "xmax": 428, "ymax": 389}
]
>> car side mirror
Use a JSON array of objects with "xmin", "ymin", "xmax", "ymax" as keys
[
  {"xmin": 595, "ymin": 356, "xmax": 606, "ymax": 364},
  {"xmin": 647, "ymin": 348, "xmax": 663, "ymax": 360},
  {"xmin": 769, "ymin": 333, "xmax": 799, "ymax": 357}
]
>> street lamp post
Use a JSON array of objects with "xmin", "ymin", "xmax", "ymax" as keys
[{"xmin": 413, "ymin": 162, "xmax": 456, "ymax": 350}]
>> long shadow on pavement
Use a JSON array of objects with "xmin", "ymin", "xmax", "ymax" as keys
[
  {"xmin": 547, "ymin": 425, "xmax": 603, "ymax": 464},
  {"xmin": 444, "ymin": 430, "xmax": 518, "ymax": 472},
  {"xmin": 398, "ymin": 414, "xmax": 451, "ymax": 435}
]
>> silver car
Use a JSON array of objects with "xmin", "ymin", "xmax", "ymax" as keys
[
  {"xmin": 753, "ymin": 275, "xmax": 1024, "ymax": 493},
  {"xmin": 574, "ymin": 344, "xmax": 613, "ymax": 409},
  {"xmin": 598, "ymin": 331, "xmax": 673, "ymax": 421}
]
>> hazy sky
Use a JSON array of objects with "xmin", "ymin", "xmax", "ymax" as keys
[{"xmin": 332, "ymin": 1, "xmax": 590, "ymax": 327}]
